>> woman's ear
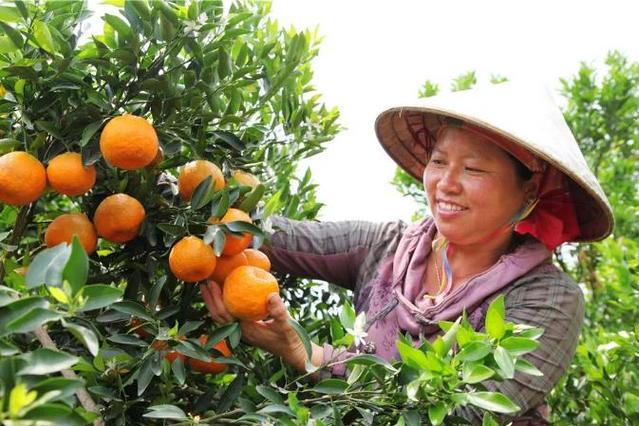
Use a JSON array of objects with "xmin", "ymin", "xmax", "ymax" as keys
[{"xmin": 523, "ymin": 172, "xmax": 542, "ymax": 201}]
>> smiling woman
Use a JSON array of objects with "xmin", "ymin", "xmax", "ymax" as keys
[{"xmin": 202, "ymin": 83, "xmax": 614, "ymax": 424}]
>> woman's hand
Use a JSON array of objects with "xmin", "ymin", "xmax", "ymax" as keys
[{"xmin": 200, "ymin": 280, "xmax": 323, "ymax": 373}]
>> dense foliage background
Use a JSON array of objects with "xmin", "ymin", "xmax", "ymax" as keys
[{"xmin": 0, "ymin": 0, "xmax": 636, "ymax": 425}]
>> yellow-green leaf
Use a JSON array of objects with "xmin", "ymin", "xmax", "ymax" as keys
[
  {"xmin": 9, "ymin": 383, "xmax": 37, "ymax": 418},
  {"xmin": 33, "ymin": 20, "xmax": 57, "ymax": 54}
]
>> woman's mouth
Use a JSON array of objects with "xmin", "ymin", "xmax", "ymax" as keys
[{"xmin": 437, "ymin": 200, "xmax": 467, "ymax": 212}]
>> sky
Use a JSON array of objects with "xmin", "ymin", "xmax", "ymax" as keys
[
  {"xmin": 267, "ymin": 0, "xmax": 639, "ymax": 223},
  {"xmin": 91, "ymin": 1, "xmax": 639, "ymax": 223}
]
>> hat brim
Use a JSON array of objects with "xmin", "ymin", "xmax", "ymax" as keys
[{"xmin": 375, "ymin": 106, "xmax": 614, "ymax": 243}]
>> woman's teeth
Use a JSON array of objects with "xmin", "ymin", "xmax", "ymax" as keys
[{"xmin": 438, "ymin": 202, "xmax": 465, "ymax": 212}]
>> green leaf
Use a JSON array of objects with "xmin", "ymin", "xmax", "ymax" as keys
[
  {"xmin": 313, "ymin": 379, "xmax": 348, "ymax": 395},
  {"xmin": 441, "ymin": 316, "xmax": 461, "ymax": 355},
  {"xmin": 494, "ymin": 346, "xmax": 515, "ymax": 379},
  {"xmin": 80, "ymin": 121, "xmax": 103, "ymax": 147},
  {"xmin": 339, "ymin": 301, "xmax": 356, "ymax": 329},
  {"xmin": 514, "ymin": 358, "xmax": 543, "ymax": 376},
  {"xmin": 500, "ymin": 337, "xmax": 539, "ymax": 356},
  {"xmin": 465, "ymin": 391, "xmax": 520, "ymax": 414},
  {"xmin": 18, "ymin": 349, "xmax": 79, "ymax": 375},
  {"xmin": 25, "ymin": 244, "xmax": 71, "ymax": 288},
  {"xmin": 63, "ymin": 320, "xmax": 99, "ymax": 356},
  {"xmin": 31, "ymin": 378, "xmax": 84, "ymax": 400},
  {"xmin": 256, "ymin": 385, "xmax": 284, "ymax": 404},
  {"xmin": 75, "ymin": 285, "xmax": 123, "ymax": 311},
  {"xmin": 33, "ymin": 20, "xmax": 57, "ymax": 54},
  {"xmin": 107, "ymin": 334, "xmax": 147, "ymax": 347},
  {"xmin": 396, "ymin": 341, "xmax": 431, "ymax": 371},
  {"xmin": 213, "ymin": 130, "xmax": 243, "ymax": 150},
  {"xmin": 137, "ymin": 356, "xmax": 155, "ymax": 396},
  {"xmin": 143, "ymin": 404, "xmax": 188, "ymax": 420},
  {"xmin": 157, "ymin": 223, "xmax": 187, "ymax": 236},
  {"xmin": 345, "ymin": 354, "xmax": 396, "ymax": 371},
  {"xmin": 111, "ymin": 301, "xmax": 153, "ymax": 321},
  {"xmin": 171, "ymin": 356, "xmax": 186, "ymax": 385},
  {"xmin": 104, "ymin": 14, "xmax": 132, "ymax": 40},
  {"xmin": 5, "ymin": 308, "xmax": 62, "ymax": 334},
  {"xmin": 62, "ymin": 236, "xmax": 88, "ymax": 296},
  {"xmin": 191, "ymin": 176, "xmax": 213, "ymax": 210},
  {"xmin": 0, "ymin": 6, "xmax": 21, "ymax": 22},
  {"xmin": 455, "ymin": 340, "xmax": 492, "ymax": 362},
  {"xmin": 0, "ymin": 297, "xmax": 49, "ymax": 334},
  {"xmin": 238, "ymin": 183, "xmax": 265, "ymax": 212},
  {"xmin": 0, "ymin": 21, "xmax": 23, "ymax": 48},
  {"xmin": 485, "ymin": 295, "xmax": 506, "ymax": 340},
  {"xmin": 482, "ymin": 413, "xmax": 499, "ymax": 426},
  {"xmin": 0, "ymin": 36, "xmax": 17, "ymax": 54},
  {"xmin": 288, "ymin": 318, "xmax": 312, "ymax": 360},
  {"xmin": 217, "ymin": 373, "xmax": 244, "ymax": 412},
  {"xmin": 517, "ymin": 326, "xmax": 544, "ymax": 340},
  {"xmin": 462, "ymin": 363, "xmax": 495, "ymax": 384},
  {"xmin": 428, "ymin": 402, "xmax": 448, "ymax": 426}
]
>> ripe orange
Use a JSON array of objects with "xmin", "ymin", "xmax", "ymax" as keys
[
  {"xmin": 178, "ymin": 160, "xmax": 225, "ymax": 201},
  {"xmin": 46, "ymin": 152, "xmax": 97, "ymax": 196},
  {"xmin": 0, "ymin": 151, "xmax": 47, "ymax": 206},
  {"xmin": 93, "ymin": 193, "xmax": 145, "ymax": 243},
  {"xmin": 232, "ymin": 170, "xmax": 259, "ymax": 188},
  {"xmin": 243, "ymin": 248, "xmax": 271, "ymax": 272},
  {"xmin": 209, "ymin": 208, "xmax": 252, "ymax": 256},
  {"xmin": 45, "ymin": 213, "xmax": 98, "ymax": 254},
  {"xmin": 188, "ymin": 335, "xmax": 231, "ymax": 374},
  {"xmin": 169, "ymin": 236, "xmax": 217, "ymax": 282},
  {"xmin": 223, "ymin": 265, "xmax": 279, "ymax": 321},
  {"xmin": 151, "ymin": 338, "xmax": 186, "ymax": 363},
  {"xmin": 209, "ymin": 252, "xmax": 248, "ymax": 284},
  {"xmin": 100, "ymin": 115, "xmax": 159, "ymax": 170},
  {"xmin": 145, "ymin": 146, "xmax": 164, "ymax": 170}
]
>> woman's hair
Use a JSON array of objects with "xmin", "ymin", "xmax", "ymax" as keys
[{"xmin": 508, "ymin": 153, "xmax": 534, "ymax": 181}]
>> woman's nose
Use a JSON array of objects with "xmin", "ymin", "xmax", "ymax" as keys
[{"xmin": 437, "ymin": 168, "xmax": 462, "ymax": 194}]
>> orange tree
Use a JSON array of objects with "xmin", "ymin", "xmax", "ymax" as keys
[{"xmin": 0, "ymin": 2, "xmax": 545, "ymax": 425}]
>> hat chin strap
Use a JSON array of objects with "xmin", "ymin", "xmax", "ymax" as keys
[{"xmin": 431, "ymin": 198, "xmax": 539, "ymax": 295}]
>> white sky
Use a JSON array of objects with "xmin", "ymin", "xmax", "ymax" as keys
[
  {"xmin": 268, "ymin": 0, "xmax": 639, "ymax": 223},
  {"xmin": 91, "ymin": 1, "xmax": 639, "ymax": 223}
]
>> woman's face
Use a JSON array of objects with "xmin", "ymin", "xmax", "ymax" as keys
[{"xmin": 423, "ymin": 127, "xmax": 536, "ymax": 246}]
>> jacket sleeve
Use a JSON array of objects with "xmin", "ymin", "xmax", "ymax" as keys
[
  {"xmin": 261, "ymin": 215, "xmax": 405, "ymax": 291},
  {"xmin": 455, "ymin": 266, "xmax": 585, "ymax": 424}
]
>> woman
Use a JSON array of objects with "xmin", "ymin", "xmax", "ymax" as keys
[{"xmin": 201, "ymin": 83, "xmax": 613, "ymax": 423}]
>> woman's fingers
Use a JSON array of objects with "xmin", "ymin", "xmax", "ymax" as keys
[
  {"xmin": 200, "ymin": 281, "xmax": 234, "ymax": 324},
  {"xmin": 267, "ymin": 293, "xmax": 288, "ymax": 323}
]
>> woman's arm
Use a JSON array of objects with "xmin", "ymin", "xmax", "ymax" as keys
[{"xmin": 263, "ymin": 216, "xmax": 405, "ymax": 290}]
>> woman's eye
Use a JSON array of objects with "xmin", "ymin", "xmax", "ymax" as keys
[
  {"xmin": 430, "ymin": 158, "xmax": 445, "ymax": 165},
  {"xmin": 465, "ymin": 166, "xmax": 485, "ymax": 173}
]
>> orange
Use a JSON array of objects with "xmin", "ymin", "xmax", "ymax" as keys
[
  {"xmin": 232, "ymin": 170, "xmax": 259, "ymax": 188},
  {"xmin": 178, "ymin": 160, "xmax": 225, "ymax": 201},
  {"xmin": 223, "ymin": 265, "xmax": 279, "ymax": 321},
  {"xmin": 0, "ymin": 151, "xmax": 47, "ymax": 206},
  {"xmin": 189, "ymin": 335, "xmax": 231, "ymax": 374},
  {"xmin": 152, "ymin": 338, "xmax": 186, "ymax": 363},
  {"xmin": 45, "ymin": 213, "xmax": 98, "ymax": 254},
  {"xmin": 129, "ymin": 318, "xmax": 152, "ymax": 339},
  {"xmin": 243, "ymin": 248, "xmax": 271, "ymax": 272},
  {"xmin": 145, "ymin": 146, "xmax": 164, "ymax": 170},
  {"xmin": 209, "ymin": 252, "xmax": 248, "ymax": 284},
  {"xmin": 169, "ymin": 236, "xmax": 217, "ymax": 282},
  {"xmin": 99, "ymin": 115, "xmax": 159, "ymax": 170},
  {"xmin": 46, "ymin": 152, "xmax": 97, "ymax": 196},
  {"xmin": 209, "ymin": 208, "xmax": 253, "ymax": 256},
  {"xmin": 93, "ymin": 193, "xmax": 145, "ymax": 243}
]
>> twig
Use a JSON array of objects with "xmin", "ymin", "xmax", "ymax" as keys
[{"xmin": 33, "ymin": 326, "xmax": 105, "ymax": 426}]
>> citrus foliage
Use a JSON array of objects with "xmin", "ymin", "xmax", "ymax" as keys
[{"xmin": 0, "ymin": 1, "xmax": 546, "ymax": 425}]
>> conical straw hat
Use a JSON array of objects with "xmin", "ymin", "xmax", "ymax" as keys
[{"xmin": 375, "ymin": 82, "xmax": 613, "ymax": 242}]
